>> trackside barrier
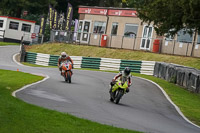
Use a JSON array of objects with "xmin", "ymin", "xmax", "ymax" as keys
[
  {"xmin": 100, "ymin": 58, "xmax": 121, "ymax": 71},
  {"xmin": 25, "ymin": 52, "xmax": 155, "ymax": 75}
]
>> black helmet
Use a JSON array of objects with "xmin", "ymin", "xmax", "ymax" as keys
[{"xmin": 124, "ymin": 67, "xmax": 131, "ymax": 76}]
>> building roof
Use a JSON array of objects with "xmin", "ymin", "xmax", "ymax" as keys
[
  {"xmin": 78, "ymin": 6, "xmax": 136, "ymax": 10},
  {"xmin": 0, "ymin": 16, "xmax": 36, "ymax": 23},
  {"xmin": 78, "ymin": 6, "xmax": 137, "ymax": 17}
]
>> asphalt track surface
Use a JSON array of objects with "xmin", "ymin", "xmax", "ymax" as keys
[{"xmin": 1, "ymin": 45, "xmax": 200, "ymax": 133}]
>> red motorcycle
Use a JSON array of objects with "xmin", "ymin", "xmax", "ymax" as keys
[{"xmin": 61, "ymin": 61, "xmax": 73, "ymax": 83}]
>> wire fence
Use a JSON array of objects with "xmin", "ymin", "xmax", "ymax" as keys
[{"xmin": 49, "ymin": 30, "xmax": 200, "ymax": 57}]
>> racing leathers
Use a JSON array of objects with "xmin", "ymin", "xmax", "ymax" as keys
[
  {"xmin": 111, "ymin": 71, "xmax": 132, "ymax": 93},
  {"xmin": 58, "ymin": 56, "xmax": 74, "ymax": 72}
]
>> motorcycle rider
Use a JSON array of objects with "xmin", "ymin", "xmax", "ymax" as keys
[
  {"xmin": 110, "ymin": 67, "xmax": 132, "ymax": 96},
  {"xmin": 58, "ymin": 52, "xmax": 74, "ymax": 74}
]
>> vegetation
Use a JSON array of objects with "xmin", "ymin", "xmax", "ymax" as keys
[
  {"xmin": 131, "ymin": 0, "xmax": 200, "ymax": 36},
  {"xmin": 0, "ymin": 69, "xmax": 141, "ymax": 133},
  {"xmin": 0, "ymin": 42, "xmax": 19, "ymax": 46},
  {"xmin": 25, "ymin": 43, "xmax": 200, "ymax": 69}
]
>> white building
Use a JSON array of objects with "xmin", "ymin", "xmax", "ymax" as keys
[{"xmin": 0, "ymin": 16, "xmax": 36, "ymax": 44}]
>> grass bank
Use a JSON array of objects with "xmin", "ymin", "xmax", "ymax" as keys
[
  {"xmin": 25, "ymin": 43, "xmax": 200, "ymax": 69},
  {"xmin": 0, "ymin": 69, "xmax": 140, "ymax": 133},
  {"xmin": 0, "ymin": 42, "xmax": 20, "ymax": 46}
]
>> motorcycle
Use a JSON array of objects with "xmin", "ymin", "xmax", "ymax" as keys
[
  {"xmin": 109, "ymin": 80, "xmax": 128, "ymax": 104},
  {"xmin": 61, "ymin": 60, "xmax": 73, "ymax": 83}
]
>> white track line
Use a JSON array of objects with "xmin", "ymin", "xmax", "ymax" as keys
[
  {"xmin": 13, "ymin": 53, "xmax": 29, "ymax": 67},
  {"xmin": 135, "ymin": 76, "xmax": 200, "ymax": 129},
  {"xmin": 12, "ymin": 75, "xmax": 49, "ymax": 97},
  {"xmin": 12, "ymin": 53, "xmax": 50, "ymax": 97}
]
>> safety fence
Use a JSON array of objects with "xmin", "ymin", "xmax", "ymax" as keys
[
  {"xmin": 25, "ymin": 52, "xmax": 155, "ymax": 75},
  {"xmin": 49, "ymin": 30, "xmax": 200, "ymax": 58}
]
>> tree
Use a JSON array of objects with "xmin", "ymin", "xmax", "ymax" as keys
[
  {"xmin": 99, "ymin": 0, "xmax": 126, "ymax": 7},
  {"xmin": 129, "ymin": 0, "xmax": 200, "ymax": 37},
  {"xmin": 129, "ymin": 0, "xmax": 200, "ymax": 56},
  {"xmin": 0, "ymin": 0, "xmax": 56, "ymax": 18}
]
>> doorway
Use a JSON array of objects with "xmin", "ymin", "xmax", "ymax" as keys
[{"xmin": 140, "ymin": 25, "xmax": 153, "ymax": 50}]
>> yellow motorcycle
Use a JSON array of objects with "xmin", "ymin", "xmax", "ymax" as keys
[{"xmin": 109, "ymin": 80, "xmax": 128, "ymax": 104}]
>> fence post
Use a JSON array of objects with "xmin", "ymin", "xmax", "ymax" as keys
[
  {"xmin": 110, "ymin": 35, "xmax": 112, "ymax": 48},
  {"xmin": 88, "ymin": 33, "xmax": 91, "ymax": 46},
  {"xmin": 159, "ymin": 39, "xmax": 163, "ymax": 54},
  {"xmin": 99, "ymin": 34, "xmax": 102, "ymax": 47},
  {"xmin": 20, "ymin": 36, "xmax": 26, "ymax": 62},
  {"xmin": 186, "ymin": 43, "xmax": 189, "ymax": 56},
  {"xmin": 133, "ymin": 36, "xmax": 136, "ymax": 50},
  {"xmin": 172, "ymin": 40, "xmax": 176, "ymax": 55},
  {"xmin": 121, "ymin": 36, "xmax": 124, "ymax": 49},
  {"xmin": 41, "ymin": 35, "xmax": 44, "ymax": 44}
]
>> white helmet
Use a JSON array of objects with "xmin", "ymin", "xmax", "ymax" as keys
[{"xmin": 61, "ymin": 52, "xmax": 68, "ymax": 59}]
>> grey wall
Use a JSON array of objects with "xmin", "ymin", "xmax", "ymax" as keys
[{"xmin": 154, "ymin": 62, "xmax": 200, "ymax": 93}]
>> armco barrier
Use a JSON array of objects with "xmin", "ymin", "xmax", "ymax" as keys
[
  {"xmin": 24, "ymin": 52, "xmax": 155, "ymax": 75},
  {"xmin": 120, "ymin": 60, "xmax": 142, "ymax": 73},
  {"xmin": 81, "ymin": 57, "xmax": 101, "ymax": 69},
  {"xmin": 26, "ymin": 52, "xmax": 37, "ymax": 64}
]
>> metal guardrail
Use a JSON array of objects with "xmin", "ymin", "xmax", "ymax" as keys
[{"xmin": 25, "ymin": 52, "xmax": 155, "ymax": 75}]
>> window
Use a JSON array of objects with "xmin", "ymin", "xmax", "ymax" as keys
[
  {"xmin": 93, "ymin": 21, "xmax": 106, "ymax": 34},
  {"xmin": 21, "ymin": 23, "xmax": 31, "ymax": 32},
  {"xmin": 0, "ymin": 20, "xmax": 3, "ymax": 28},
  {"xmin": 177, "ymin": 29, "xmax": 193, "ymax": 43},
  {"xmin": 9, "ymin": 21, "xmax": 19, "ymax": 30},
  {"xmin": 111, "ymin": 22, "xmax": 118, "ymax": 35},
  {"xmin": 124, "ymin": 24, "xmax": 138, "ymax": 38}
]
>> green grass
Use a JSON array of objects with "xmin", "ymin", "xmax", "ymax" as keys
[
  {"xmin": 0, "ymin": 69, "xmax": 141, "ymax": 133},
  {"xmin": 25, "ymin": 43, "xmax": 200, "ymax": 69},
  {"xmin": 0, "ymin": 42, "xmax": 20, "ymax": 46},
  {"xmin": 22, "ymin": 62, "xmax": 57, "ymax": 68}
]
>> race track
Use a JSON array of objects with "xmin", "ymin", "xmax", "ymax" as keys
[{"xmin": 1, "ymin": 45, "xmax": 200, "ymax": 133}]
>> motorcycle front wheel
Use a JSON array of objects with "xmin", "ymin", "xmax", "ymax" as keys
[
  {"xmin": 67, "ymin": 71, "xmax": 71, "ymax": 83},
  {"xmin": 115, "ymin": 90, "xmax": 124, "ymax": 104}
]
